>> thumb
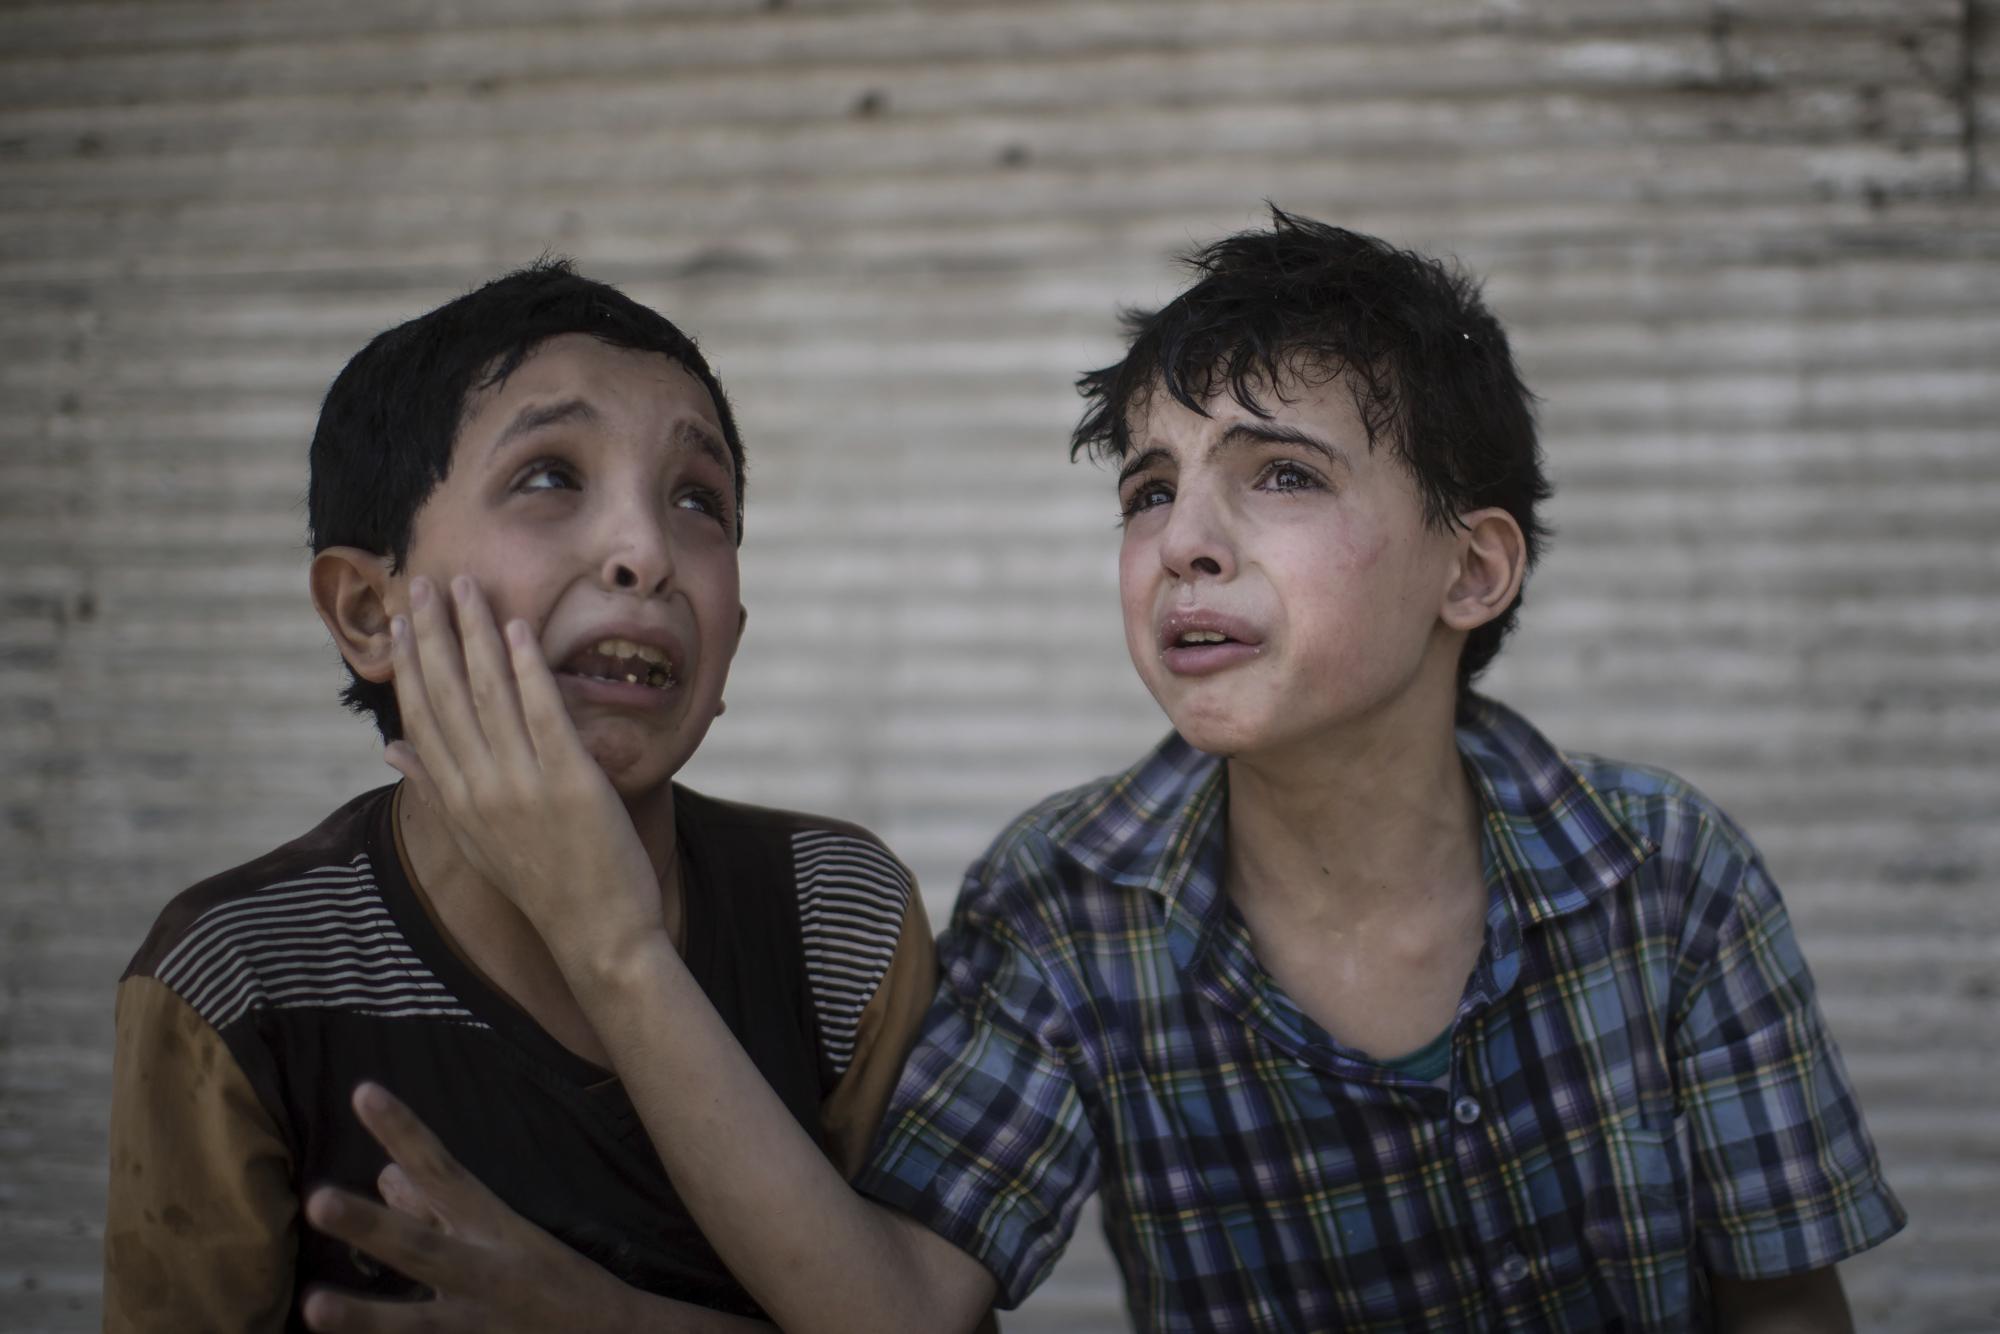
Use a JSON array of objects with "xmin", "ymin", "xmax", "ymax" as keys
[{"xmin": 384, "ymin": 740, "xmax": 444, "ymax": 815}]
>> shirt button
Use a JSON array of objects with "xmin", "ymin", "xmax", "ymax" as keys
[
  {"xmin": 1494, "ymin": 1252, "xmax": 1531, "ymax": 1285},
  {"xmin": 1453, "ymin": 1095, "xmax": 1481, "ymax": 1124}
]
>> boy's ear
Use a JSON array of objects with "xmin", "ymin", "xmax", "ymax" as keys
[
  {"xmin": 1440, "ymin": 508, "xmax": 1528, "ymax": 633},
  {"xmin": 310, "ymin": 547, "xmax": 398, "ymax": 684}
]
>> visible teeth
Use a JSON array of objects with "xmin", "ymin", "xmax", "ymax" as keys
[
  {"xmin": 624, "ymin": 673, "xmax": 639, "ymax": 684},
  {"xmin": 1179, "ymin": 630, "xmax": 1228, "ymax": 645},
  {"xmin": 593, "ymin": 638, "xmax": 667, "ymax": 666}
]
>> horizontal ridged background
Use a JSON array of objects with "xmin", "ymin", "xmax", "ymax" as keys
[{"xmin": 1, "ymin": 2, "xmax": 1995, "ymax": 1329}]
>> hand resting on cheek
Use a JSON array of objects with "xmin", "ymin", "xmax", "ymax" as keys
[{"xmin": 384, "ymin": 574, "xmax": 668, "ymax": 976}]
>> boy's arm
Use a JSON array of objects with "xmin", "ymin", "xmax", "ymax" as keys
[
  {"xmin": 105, "ymin": 976, "xmax": 297, "ymax": 1333},
  {"xmin": 548, "ymin": 920, "xmax": 997, "ymax": 1332},
  {"xmin": 1668, "ymin": 831, "xmax": 1904, "ymax": 1296},
  {"xmin": 1711, "ymin": 1268, "xmax": 1855, "ymax": 1334},
  {"xmin": 370, "ymin": 576, "xmax": 998, "ymax": 1332}
]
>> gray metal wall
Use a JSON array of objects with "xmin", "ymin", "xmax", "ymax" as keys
[{"xmin": 3, "ymin": 2, "xmax": 1995, "ymax": 1329}]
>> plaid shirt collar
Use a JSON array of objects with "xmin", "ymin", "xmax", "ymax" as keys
[{"xmin": 1043, "ymin": 696, "xmax": 1658, "ymax": 977}]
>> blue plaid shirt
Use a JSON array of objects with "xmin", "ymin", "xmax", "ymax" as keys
[{"xmin": 857, "ymin": 699, "xmax": 1903, "ymax": 1331}]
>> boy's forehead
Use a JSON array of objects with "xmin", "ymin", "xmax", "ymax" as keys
[
  {"xmin": 1126, "ymin": 361, "xmax": 1367, "ymax": 448},
  {"xmin": 454, "ymin": 334, "xmax": 726, "ymax": 458}
]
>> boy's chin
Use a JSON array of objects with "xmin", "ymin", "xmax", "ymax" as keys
[
  {"xmin": 1170, "ymin": 723, "xmax": 1248, "ymax": 760},
  {"xmin": 1154, "ymin": 692, "xmax": 1258, "ymax": 758},
  {"xmin": 575, "ymin": 725, "xmax": 683, "ymax": 800},
  {"xmin": 1164, "ymin": 705, "xmax": 1296, "ymax": 763}
]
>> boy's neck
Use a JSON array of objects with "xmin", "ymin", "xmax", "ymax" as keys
[
  {"xmin": 393, "ymin": 779, "xmax": 684, "ymax": 1067},
  {"xmin": 1221, "ymin": 673, "xmax": 1483, "ymax": 931},
  {"xmin": 1220, "ymin": 679, "xmax": 1492, "ymax": 1061}
]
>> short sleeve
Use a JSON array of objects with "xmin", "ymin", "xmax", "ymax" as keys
[
  {"xmin": 819, "ymin": 892, "xmax": 939, "ymax": 1176},
  {"xmin": 851, "ymin": 848, "xmax": 1100, "ymax": 1310},
  {"xmin": 1673, "ymin": 849, "xmax": 1906, "ymax": 1277},
  {"xmin": 104, "ymin": 975, "xmax": 298, "ymax": 1333}
]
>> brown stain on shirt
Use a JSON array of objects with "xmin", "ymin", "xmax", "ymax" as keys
[{"xmin": 104, "ymin": 976, "xmax": 297, "ymax": 1333}]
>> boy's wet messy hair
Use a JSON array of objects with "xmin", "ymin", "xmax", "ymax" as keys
[
  {"xmin": 307, "ymin": 259, "xmax": 743, "ymax": 741},
  {"xmin": 1072, "ymin": 208, "xmax": 1551, "ymax": 692}
]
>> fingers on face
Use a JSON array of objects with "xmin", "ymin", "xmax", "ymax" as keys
[
  {"xmin": 449, "ymin": 577, "xmax": 536, "ymax": 769},
  {"xmin": 505, "ymin": 617, "xmax": 583, "ymax": 768},
  {"xmin": 396, "ymin": 574, "xmax": 585, "ymax": 778},
  {"xmin": 387, "ymin": 592, "xmax": 465, "ymax": 808},
  {"xmin": 407, "ymin": 577, "xmax": 492, "ymax": 773},
  {"xmin": 382, "ymin": 740, "xmax": 443, "ymax": 814}
]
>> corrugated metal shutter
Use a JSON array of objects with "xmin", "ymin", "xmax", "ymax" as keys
[{"xmin": 2, "ymin": 2, "xmax": 1994, "ymax": 1328}]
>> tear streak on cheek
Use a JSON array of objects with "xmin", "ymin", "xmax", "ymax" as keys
[{"xmin": 1350, "ymin": 532, "xmax": 1391, "ymax": 569}]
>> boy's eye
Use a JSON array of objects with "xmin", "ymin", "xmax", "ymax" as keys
[
  {"xmin": 1260, "ymin": 460, "xmax": 1323, "ymax": 493},
  {"xmin": 675, "ymin": 485, "xmax": 729, "ymax": 525},
  {"xmin": 515, "ymin": 460, "xmax": 580, "ymax": 493},
  {"xmin": 1119, "ymin": 480, "xmax": 1173, "ymax": 521}
]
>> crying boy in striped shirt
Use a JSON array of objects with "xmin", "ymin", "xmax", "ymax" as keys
[{"xmin": 104, "ymin": 261, "xmax": 941, "ymax": 1332}]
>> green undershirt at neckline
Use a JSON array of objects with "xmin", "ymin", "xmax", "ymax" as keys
[{"xmin": 1375, "ymin": 1025, "xmax": 1453, "ymax": 1082}]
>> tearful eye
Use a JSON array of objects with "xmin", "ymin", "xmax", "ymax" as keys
[
  {"xmin": 675, "ymin": 486, "xmax": 730, "ymax": 526},
  {"xmin": 1119, "ymin": 481, "xmax": 1173, "ymax": 521},
  {"xmin": 1261, "ymin": 461, "xmax": 1322, "ymax": 494},
  {"xmin": 516, "ymin": 460, "xmax": 580, "ymax": 493}
]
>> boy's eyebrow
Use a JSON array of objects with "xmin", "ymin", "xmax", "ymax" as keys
[
  {"xmin": 1215, "ymin": 421, "xmax": 1350, "ymax": 469},
  {"xmin": 487, "ymin": 400, "xmax": 733, "ymax": 477},
  {"xmin": 489, "ymin": 397, "xmax": 600, "ymax": 456},
  {"xmin": 1117, "ymin": 423, "xmax": 1349, "ymax": 487},
  {"xmin": 1116, "ymin": 447, "xmax": 1171, "ymax": 488},
  {"xmin": 671, "ymin": 419, "xmax": 734, "ymax": 476}
]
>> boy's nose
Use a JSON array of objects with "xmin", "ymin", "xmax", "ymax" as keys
[
  {"xmin": 599, "ymin": 513, "xmax": 674, "ymax": 596},
  {"xmin": 1158, "ymin": 489, "xmax": 1234, "ymax": 582},
  {"xmin": 607, "ymin": 561, "xmax": 653, "ymax": 591}
]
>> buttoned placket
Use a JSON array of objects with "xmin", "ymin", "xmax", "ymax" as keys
[{"xmin": 1433, "ymin": 874, "xmax": 1554, "ymax": 1327}]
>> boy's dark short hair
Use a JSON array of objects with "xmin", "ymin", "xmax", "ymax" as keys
[
  {"xmin": 307, "ymin": 259, "xmax": 744, "ymax": 742},
  {"xmin": 1071, "ymin": 208, "xmax": 1551, "ymax": 690}
]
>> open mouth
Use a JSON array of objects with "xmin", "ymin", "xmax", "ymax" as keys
[
  {"xmin": 1158, "ymin": 610, "xmax": 1259, "ymax": 653},
  {"xmin": 1156, "ymin": 611, "xmax": 1261, "ymax": 675},
  {"xmin": 557, "ymin": 637, "xmax": 677, "ymax": 691}
]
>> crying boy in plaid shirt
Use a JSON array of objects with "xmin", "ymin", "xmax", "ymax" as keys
[{"xmin": 308, "ymin": 211, "xmax": 1904, "ymax": 1334}]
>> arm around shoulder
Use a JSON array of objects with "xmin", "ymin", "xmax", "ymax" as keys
[
  {"xmin": 567, "ymin": 927, "xmax": 997, "ymax": 1334},
  {"xmin": 105, "ymin": 975, "xmax": 296, "ymax": 1333},
  {"xmin": 848, "ymin": 834, "xmax": 1107, "ymax": 1313}
]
